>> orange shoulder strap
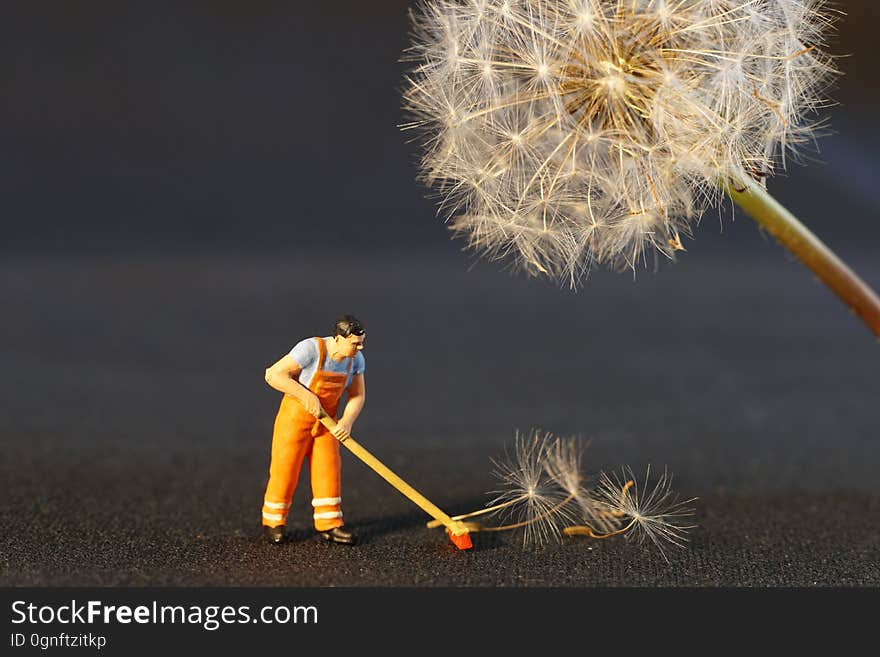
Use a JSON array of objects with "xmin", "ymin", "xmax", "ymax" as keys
[{"xmin": 314, "ymin": 336, "xmax": 326, "ymax": 371}]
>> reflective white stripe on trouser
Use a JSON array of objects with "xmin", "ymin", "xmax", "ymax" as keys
[
  {"xmin": 263, "ymin": 501, "xmax": 290, "ymax": 510},
  {"xmin": 262, "ymin": 512, "xmax": 285, "ymax": 522},
  {"xmin": 311, "ymin": 497, "xmax": 342, "ymax": 507},
  {"xmin": 313, "ymin": 511, "xmax": 343, "ymax": 520}
]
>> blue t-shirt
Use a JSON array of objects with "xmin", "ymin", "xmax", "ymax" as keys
[{"xmin": 289, "ymin": 337, "xmax": 365, "ymax": 390}]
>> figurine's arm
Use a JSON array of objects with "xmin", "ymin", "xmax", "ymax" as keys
[
  {"xmin": 333, "ymin": 374, "xmax": 365, "ymax": 440},
  {"xmin": 264, "ymin": 354, "xmax": 322, "ymax": 416}
]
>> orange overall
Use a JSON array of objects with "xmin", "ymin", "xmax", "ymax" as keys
[{"xmin": 261, "ymin": 337, "xmax": 352, "ymax": 532}]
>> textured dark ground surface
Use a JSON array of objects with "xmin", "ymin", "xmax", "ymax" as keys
[
  {"xmin": 1, "ymin": 245, "xmax": 878, "ymax": 587},
  {"xmin": 0, "ymin": 0, "xmax": 878, "ymax": 591}
]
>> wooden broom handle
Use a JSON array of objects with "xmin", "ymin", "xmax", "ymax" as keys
[{"xmin": 316, "ymin": 410, "xmax": 469, "ymax": 537}]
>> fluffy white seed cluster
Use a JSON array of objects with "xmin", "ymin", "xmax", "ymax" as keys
[
  {"xmin": 402, "ymin": 0, "xmax": 837, "ymax": 283},
  {"xmin": 486, "ymin": 430, "xmax": 695, "ymax": 554}
]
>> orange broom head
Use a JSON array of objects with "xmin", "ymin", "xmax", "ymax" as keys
[{"xmin": 447, "ymin": 529, "xmax": 473, "ymax": 550}]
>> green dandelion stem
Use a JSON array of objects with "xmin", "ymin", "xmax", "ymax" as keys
[{"xmin": 725, "ymin": 174, "xmax": 880, "ymax": 339}]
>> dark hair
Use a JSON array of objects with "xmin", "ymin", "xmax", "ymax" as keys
[{"xmin": 333, "ymin": 314, "xmax": 365, "ymax": 337}]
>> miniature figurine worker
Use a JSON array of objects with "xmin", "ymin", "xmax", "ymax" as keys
[{"xmin": 261, "ymin": 315, "xmax": 366, "ymax": 545}]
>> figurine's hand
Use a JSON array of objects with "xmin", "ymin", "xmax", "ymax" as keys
[
  {"xmin": 331, "ymin": 420, "xmax": 352, "ymax": 441},
  {"xmin": 301, "ymin": 392, "xmax": 323, "ymax": 417}
]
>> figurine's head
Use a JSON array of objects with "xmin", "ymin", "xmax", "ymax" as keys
[{"xmin": 332, "ymin": 315, "xmax": 365, "ymax": 357}]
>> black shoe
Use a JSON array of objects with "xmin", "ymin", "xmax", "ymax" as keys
[
  {"xmin": 263, "ymin": 524, "xmax": 287, "ymax": 544},
  {"xmin": 318, "ymin": 526, "xmax": 358, "ymax": 545}
]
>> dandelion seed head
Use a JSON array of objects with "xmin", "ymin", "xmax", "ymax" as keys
[{"xmin": 402, "ymin": 0, "xmax": 839, "ymax": 282}]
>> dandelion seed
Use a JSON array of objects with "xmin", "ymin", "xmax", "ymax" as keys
[
  {"xmin": 592, "ymin": 464, "xmax": 698, "ymax": 563},
  {"xmin": 485, "ymin": 429, "xmax": 580, "ymax": 547},
  {"xmin": 430, "ymin": 431, "xmax": 695, "ymax": 559},
  {"xmin": 402, "ymin": 0, "xmax": 880, "ymax": 336},
  {"xmin": 542, "ymin": 435, "xmax": 617, "ymax": 534}
]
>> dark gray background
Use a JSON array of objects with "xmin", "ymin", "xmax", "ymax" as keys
[{"xmin": 0, "ymin": 1, "xmax": 877, "ymax": 587}]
